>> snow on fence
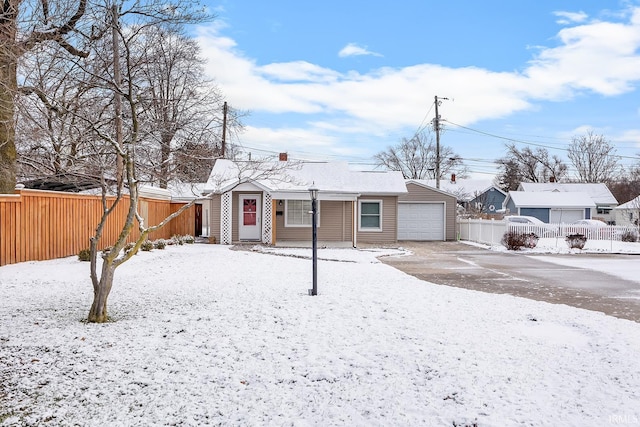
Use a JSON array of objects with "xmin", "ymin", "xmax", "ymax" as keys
[
  {"xmin": 0, "ymin": 188, "xmax": 195, "ymax": 266},
  {"xmin": 458, "ymin": 218, "xmax": 639, "ymax": 247}
]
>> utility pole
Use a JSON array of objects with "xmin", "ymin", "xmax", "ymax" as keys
[
  {"xmin": 221, "ymin": 101, "xmax": 228, "ymax": 158},
  {"xmin": 112, "ymin": 4, "xmax": 123, "ymax": 188},
  {"xmin": 433, "ymin": 95, "xmax": 448, "ymax": 189}
]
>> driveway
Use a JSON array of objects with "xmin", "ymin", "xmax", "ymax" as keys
[{"xmin": 379, "ymin": 241, "xmax": 640, "ymax": 322}]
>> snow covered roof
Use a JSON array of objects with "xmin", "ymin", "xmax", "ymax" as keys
[
  {"xmin": 204, "ymin": 160, "xmax": 407, "ymax": 200},
  {"xmin": 616, "ymin": 195, "xmax": 640, "ymax": 210},
  {"xmin": 412, "ymin": 178, "xmax": 504, "ymax": 201},
  {"xmin": 518, "ymin": 183, "xmax": 618, "ymax": 205},
  {"xmin": 505, "ymin": 191, "xmax": 596, "ymax": 208}
]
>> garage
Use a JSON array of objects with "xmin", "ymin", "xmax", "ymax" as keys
[
  {"xmin": 549, "ymin": 209, "xmax": 583, "ymax": 223},
  {"xmin": 398, "ymin": 202, "xmax": 445, "ymax": 241}
]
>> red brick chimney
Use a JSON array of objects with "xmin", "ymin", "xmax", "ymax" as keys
[
  {"xmin": 279, "ymin": 153, "xmax": 288, "ymax": 161},
  {"xmin": 451, "ymin": 173, "xmax": 456, "ymax": 183}
]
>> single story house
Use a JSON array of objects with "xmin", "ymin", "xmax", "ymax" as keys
[
  {"xmin": 203, "ymin": 160, "xmax": 460, "ymax": 246},
  {"xmin": 614, "ymin": 195, "xmax": 640, "ymax": 226},
  {"xmin": 503, "ymin": 191, "xmax": 596, "ymax": 223},
  {"xmin": 517, "ymin": 182, "xmax": 618, "ymax": 224},
  {"xmin": 203, "ymin": 159, "xmax": 408, "ymax": 246}
]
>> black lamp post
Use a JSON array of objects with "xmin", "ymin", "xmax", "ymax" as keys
[{"xmin": 308, "ymin": 186, "xmax": 319, "ymax": 296}]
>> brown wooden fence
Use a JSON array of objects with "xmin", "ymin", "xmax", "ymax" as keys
[{"xmin": 0, "ymin": 188, "xmax": 195, "ymax": 267}]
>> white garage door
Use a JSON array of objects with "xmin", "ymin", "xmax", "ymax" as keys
[
  {"xmin": 549, "ymin": 209, "xmax": 583, "ymax": 223},
  {"xmin": 398, "ymin": 203, "xmax": 445, "ymax": 241}
]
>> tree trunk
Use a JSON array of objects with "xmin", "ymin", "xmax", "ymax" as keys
[
  {"xmin": 0, "ymin": 3, "xmax": 18, "ymax": 194},
  {"xmin": 88, "ymin": 260, "xmax": 116, "ymax": 323}
]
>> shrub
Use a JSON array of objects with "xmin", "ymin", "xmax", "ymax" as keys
[
  {"xmin": 141, "ymin": 240, "xmax": 154, "ymax": 251},
  {"xmin": 183, "ymin": 234, "xmax": 195, "ymax": 244},
  {"xmin": 502, "ymin": 231, "xmax": 538, "ymax": 250},
  {"xmin": 566, "ymin": 233, "xmax": 587, "ymax": 249},
  {"xmin": 78, "ymin": 248, "xmax": 91, "ymax": 262},
  {"xmin": 154, "ymin": 239, "xmax": 167, "ymax": 250},
  {"xmin": 620, "ymin": 230, "xmax": 638, "ymax": 243},
  {"xmin": 171, "ymin": 235, "xmax": 184, "ymax": 245}
]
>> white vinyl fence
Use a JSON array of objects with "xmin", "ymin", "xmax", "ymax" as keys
[{"xmin": 458, "ymin": 218, "xmax": 639, "ymax": 247}]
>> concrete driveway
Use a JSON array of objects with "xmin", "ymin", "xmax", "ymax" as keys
[{"xmin": 379, "ymin": 241, "xmax": 640, "ymax": 322}]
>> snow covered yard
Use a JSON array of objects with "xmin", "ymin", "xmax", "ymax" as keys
[{"xmin": 1, "ymin": 244, "xmax": 640, "ymax": 426}]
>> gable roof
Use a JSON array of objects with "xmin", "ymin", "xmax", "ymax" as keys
[
  {"xmin": 517, "ymin": 182, "xmax": 618, "ymax": 205},
  {"xmin": 205, "ymin": 160, "xmax": 407, "ymax": 199},
  {"xmin": 505, "ymin": 191, "xmax": 596, "ymax": 208},
  {"xmin": 412, "ymin": 178, "xmax": 505, "ymax": 202},
  {"xmin": 404, "ymin": 180, "xmax": 458, "ymax": 199}
]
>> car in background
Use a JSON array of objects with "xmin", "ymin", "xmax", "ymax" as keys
[
  {"xmin": 569, "ymin": 219, "xmax": 612, "ymax": 239},
  {"xmin": 503, "ymin": 215, "xmax": 556, "ymax": 237},
  {"xmin": 504, "ymin": 215, "xmax": 545, "ymax": 225}
]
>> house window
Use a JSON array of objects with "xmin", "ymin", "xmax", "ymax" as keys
[
  {"xmin": 359, "ymin": 200, "xmax": 382, "ymax": 231},
  {"xmin": 285, "ymin": 200, "xmax": 319, "ymax": 227}
]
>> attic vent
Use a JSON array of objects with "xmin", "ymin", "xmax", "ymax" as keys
[{"xmin": 279, "ymin": 153, "xmax": 288, "ymax": 161}]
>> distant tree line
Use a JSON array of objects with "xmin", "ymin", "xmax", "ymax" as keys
[{"xmin": 375, "ymin": 129, "xmax": 640, "ymax": 204}]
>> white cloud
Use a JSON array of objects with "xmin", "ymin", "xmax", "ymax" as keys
[
  {"xmin": 338, "ymin": 43, "xmax": 383, "ymax": 58},
  {"xmin": 195, "ymin": 7, "xmax": 640, "ymax": 160},
  {"xmin": 553, "ymin": 10, "xmax": 589, "ymax": 25}
]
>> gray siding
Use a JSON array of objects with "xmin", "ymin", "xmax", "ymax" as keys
[
  {"xmin": 401, "ymin": 183, "xmax": 457, "ymax": 240},
  {"xmin": 356, "ymin": 195, "xmax": 398, "ymax": 244},
  {"xmin": 520, "ymin": 208, "xmax": 549, "ymax": 222}
]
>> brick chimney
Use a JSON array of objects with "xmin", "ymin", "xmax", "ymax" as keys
[
  {"xmin": 279, "ymin": 152, "xmax": 288, "ymax": 161},
  {"xmin": 451, "ymin": 173, "xmax": 456, "ymax": 184}
]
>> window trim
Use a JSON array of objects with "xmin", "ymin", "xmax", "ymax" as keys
[
  {"xmin": 284, "ymin": 199, "xmax": 320, "ymax": 227},
  {"xmin": 358, "ymin": 199, "xmax": 383, "ymax": 232}
]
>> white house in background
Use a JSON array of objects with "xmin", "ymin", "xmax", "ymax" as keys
[
  {"xmin": 517, "ymin": 183, "xmax": 618, "ymax": 224},
  {"xmin": 503, "ymin": 191, "xmax": 596, "ymax": 223},
  {"xmin": 614, "ymin": 195, "xmax": 640, "ymax": 226}
]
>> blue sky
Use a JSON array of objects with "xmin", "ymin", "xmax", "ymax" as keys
[{"xmin": 195, "ymin": 1, "xmax": 640, "ymax": 178}]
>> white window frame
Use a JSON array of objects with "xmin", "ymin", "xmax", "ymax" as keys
[
  {"xmin": 358, "ymin": 199, "xmax": 383, "ymax": 232},
  {"xmin": 284, "ymin": 199, "xmax": 320, "ymax": 227}
]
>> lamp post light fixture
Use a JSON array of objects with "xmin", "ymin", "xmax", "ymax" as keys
[{"xmin": 308, "ymin": 186, "xmax": 319, "ymax": 296}]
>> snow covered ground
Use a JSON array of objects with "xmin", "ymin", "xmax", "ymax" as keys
[{"xmin": 1, "ymin": 243, "xmax": 640, "ymax": 426}]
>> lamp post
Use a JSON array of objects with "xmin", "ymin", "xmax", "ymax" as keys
[{"xmin": 308, "ymin": 186, "xmax": 319, "ymax": 296}]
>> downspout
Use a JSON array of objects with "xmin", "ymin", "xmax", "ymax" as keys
[{"xmin": 352, "ymin": 200, "xmax": 357, "ymax": 248}]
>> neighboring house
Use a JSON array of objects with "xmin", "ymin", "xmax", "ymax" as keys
[
  {"xmin": 401, "ymin": 181, "xmax": 457, "ymax": 241},
  {"xmin": 517, "ymin": 183, "xmax": 618, "ymax": 224},
  {"xmin": 614, "ymin": 195, "xmax": 640, "ymax": 226},
  {"xmin": 418, "ymin": 178, "xmax": 506, "ymax": 215},
  {"xmin": 503, "ymin": 191, "xmax": 596, "ymax": 223},
  {"xmin": 203, "ymin": 160, "xmax": 408, "ymax": 246}
]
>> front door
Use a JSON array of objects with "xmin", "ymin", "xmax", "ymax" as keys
[{"xmin": 238, "ymin": 194, "xmax": 262, "ymax": 241}]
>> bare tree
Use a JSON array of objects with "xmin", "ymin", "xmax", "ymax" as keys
[
  {"xmin": 77, "ymin": 1, "xmax": 211, "ymax": 323},
  {"xmin": 0, "ymin": 0, "xmax": 92, "ymax": 193},
  {"xmin": 132, "ymin": 26, "xmax": 239, "ymax": 188},
  {"xmin": 568, "ymin": 131, "xmax": 621, "ymax": 183},
  {"xmin": 497, "ymin": 143, "xmax": 568, "ymax": 189},
  {"xmin": 374, "ymin": 130, "xmax": 467, "ymax": 179},
  {"xmin": 15, "ymin": 42, "xmax": 106, "ymax": 185},
  {"xmin": 608, "ymin": 161, "xmax": 640, "ymax": 205}
]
